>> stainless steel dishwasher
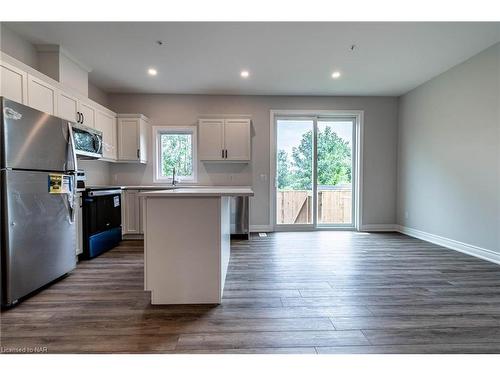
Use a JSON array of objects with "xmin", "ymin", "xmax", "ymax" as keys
[{"xmin": 230, "ymin": 196, "xmax": 249, "ymax": 240}]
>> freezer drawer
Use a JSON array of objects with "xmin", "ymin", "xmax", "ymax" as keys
[{"xmin": 1, "ymin": 170, "xmax": 76, "ymax": 306}]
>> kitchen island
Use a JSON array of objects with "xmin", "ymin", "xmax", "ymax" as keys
[{"xmin": 140, "ymin": 187, "xmax": 254, "ymax": 304}]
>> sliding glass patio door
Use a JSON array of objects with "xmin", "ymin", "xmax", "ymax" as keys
[{"xmin": 274, "ymin": 116, "xmax": 356, "ymax": 229}]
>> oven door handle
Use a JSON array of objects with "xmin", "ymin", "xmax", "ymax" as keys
[{"xmin": 88, "ymin": 189, "xmax": 122, "ymax": 197}]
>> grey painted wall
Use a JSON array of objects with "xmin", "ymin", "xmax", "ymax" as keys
[
  {"xmin": 397, "ymin": 43, "xmax": 500, "ymax": 253},
  {"xmin": 88, "ymin": 81, "xmax": 109, "ymax": 107},
  {"xmin": 108, "ymin": 94, "xmax": 399, "ymax": 227},
  {"xmin": 0, "ymin": 23, "xmax": 38, "ymax": 69}
]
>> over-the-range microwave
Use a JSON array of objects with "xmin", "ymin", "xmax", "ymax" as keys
[{"xmin": 71, "ymin": 123, "xmax": 103, "ymax": 159}]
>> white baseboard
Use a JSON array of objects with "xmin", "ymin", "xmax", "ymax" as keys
[
  {"xmin": 245, "ymin": 223, "xmax": 500, "ymax": 266},
  {"xmin": 397, "ymin": 225, "xmax": 500, "ymax": 266},
  {"xmin": 249, "ymin": 225, "xmax": 274, "ymax": 233},
  {"xmin": 360, "ymin": 224, "xmax": 398, "ymax": 232},
  {"xmin": 251, "ymin": 224, "xmax": 399, "ymax": 233}
]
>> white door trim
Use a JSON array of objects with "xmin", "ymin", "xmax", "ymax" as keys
[{"xmin": 269, "ymin": 109, "xmax": 364, "ymax": 231}]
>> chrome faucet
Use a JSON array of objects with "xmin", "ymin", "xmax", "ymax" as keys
[{"xmin": 172, "ymin": 167, "xmax": 178, "ymax": 186}]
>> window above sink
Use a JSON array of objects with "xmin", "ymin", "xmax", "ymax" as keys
[{"xmin": 152, "ymin": 126, "xmax": 198, "ymax": 183}]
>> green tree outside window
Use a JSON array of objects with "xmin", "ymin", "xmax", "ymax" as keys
[
  {"xmin": 160, "ymin": 133, "xmax": 193, "ymax": 178},
  {"xmin": 277, "ymin": 126, "xmax": 351, "ymax": 190}
]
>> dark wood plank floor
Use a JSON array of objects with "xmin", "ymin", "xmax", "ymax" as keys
[{"xmin": 2, "ymin": 231, "xmax": 500, "ymax": 354}]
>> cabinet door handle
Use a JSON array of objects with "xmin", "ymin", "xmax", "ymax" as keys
[
  {"xmin": 77, "ymin": 112, "xmax": 81, "ymax": 123},
  {"xmin": 221, "ymin": 149, "xmax": 224, "ymax": 159},
  {"xmin": 225, "ymin": 149, "xmax": 228, "ymax": 158},
  {"xmin": 81, "ymin": 112, "xmax": 85, "ymax": 124},
  {"xmin": 137, "ymin": 149, "xmax": 140, "ymax": 159}
]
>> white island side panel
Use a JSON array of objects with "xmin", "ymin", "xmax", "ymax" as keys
[
  {"xmin": 144, "ymin": 196, "xmax": 228, "ymax": 304},
  {"xmin": 220, "ymin": 196, "xmax": 230, "ymax": 294}
]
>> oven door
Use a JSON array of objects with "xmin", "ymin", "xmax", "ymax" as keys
[
  {"xmin": 82, "ymin": 190, "xmax": 122, "ymax": 258},
  {"xmin": 84, "ymin": 191, "xmax": 122, "ymax": 236},
  {"xmin": 72, "ymin": 125, "xmax": 103, "ymax": 159}
]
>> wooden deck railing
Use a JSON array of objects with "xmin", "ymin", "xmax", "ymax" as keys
[{"xmin": 276, "ymin": 188, "xmax": 352, "ymax": 224}]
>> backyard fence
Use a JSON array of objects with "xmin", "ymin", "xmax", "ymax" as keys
[{"xmin": 276, "ymin": 187, "xmax": 352, "ymax": 224}]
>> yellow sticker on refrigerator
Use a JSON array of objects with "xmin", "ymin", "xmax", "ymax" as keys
[{"xmin": 48, "ymin": 174, "xmax": 72, "ymax": 194}]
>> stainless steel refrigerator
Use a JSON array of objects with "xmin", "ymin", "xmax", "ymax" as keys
[{"xmin": 1, "ymin": 97, "xmax": 78, "ymax": 307}]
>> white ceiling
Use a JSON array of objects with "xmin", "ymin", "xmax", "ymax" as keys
[{"xmin": 5, "ymin": 22, "xmax": 500, "ymax": 96}]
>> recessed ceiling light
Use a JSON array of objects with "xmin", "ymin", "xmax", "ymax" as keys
[
  {"xmin": 331, "ymin": 71, "xmax": 341, "ymax": 79},
  {"xmin": 148, "ymin": 68, "xmax": 158, "ymax": 76},
  {"xmin": 240, "ymin": 70, "xmax": 249, "ymax": 78}
]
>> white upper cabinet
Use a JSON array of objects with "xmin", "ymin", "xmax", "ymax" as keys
[
  {"xmin": 2, "ymin": 52, "xmax": 119, "ymax": 162},
  {"xmin": 138, "ymin": 119, "xmax": 148, "ymax": 163},
  {"xmin": 198, "ymin": 118, "xmax": 251, "ymax": 162},
  {"xmin": 79, "ymin": 100, "xmax": 96, "ymax": 128},
  {"xmin": 117, "ymin": 114, "xmax": 149, "ymax": 163},
  {"xmin": 57, "ymin": 91, "xmax": 79, "ymax": 122},
  {"xmin": 27, "ymin": 74, "xmax": 57, "ymax": 115},
  {"xmin": 57, "ymin": 92, "xmax": 94, "ymax": 127},
  {"xmin": 1, "ymin": 61, "xmax": 28, "ymax": 104},
  {"xmin": 59, "ymin": 94, "xmax": 118, "ymax": 162},
  {"xmin": 95, "ymin": 110, "xmax": 117, "ymax": 161},
  {"xmin": 198, "ymin": 119, "xmax": 225, "ymax": 160},
  {"xmin": 0, "ymin": 51, "xmax": 152, "ymax": 163},
  {"xmin": 224, "ymin": 119, "xmax": 251, "ymax": 161}
]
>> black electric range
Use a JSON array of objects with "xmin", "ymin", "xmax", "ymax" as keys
[{"xmin": 80, "ymin": 186, "xmax": 122, "ymax": 259}]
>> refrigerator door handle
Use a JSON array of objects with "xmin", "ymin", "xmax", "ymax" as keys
[
  {"xmin": 67, "ymin": 122, "xmax": 79, "ymax": 172},
  {"xmin": 68, "ymin": 175, "xmax": 76, "ymax": 224}
]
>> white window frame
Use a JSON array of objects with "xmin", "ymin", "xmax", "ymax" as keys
[{"xmin": 152, "ymin": 125, "xmax": 198, "ymax": 183}]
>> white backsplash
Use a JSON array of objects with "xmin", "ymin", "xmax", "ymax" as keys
[{"xmin": 78, "ymin": 160, "xmax": 112, "ymax": 186}]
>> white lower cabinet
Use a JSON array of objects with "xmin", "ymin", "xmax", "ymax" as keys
[
  {"xmin": 122, "ymin": 190, "xmax": 144, "ymax": 235},
  {"xmin": 75, "ymin": 192, "xmax": 83, "ymax": 256}
]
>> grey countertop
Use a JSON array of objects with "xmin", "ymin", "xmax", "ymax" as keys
[
  {"xmin": 139, "ymin": 187, "xmax": 254, "ymax": 197},
  {"xmin": 86, "ymin": 185, "xmax": 252, "ymax": 191}
]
